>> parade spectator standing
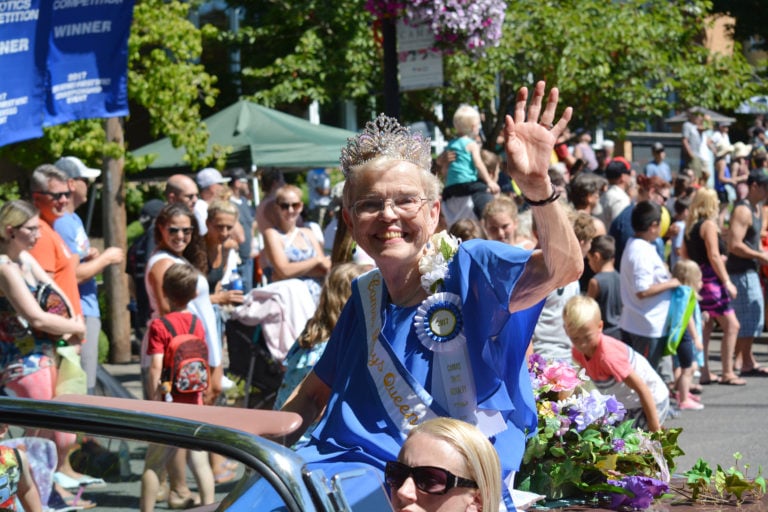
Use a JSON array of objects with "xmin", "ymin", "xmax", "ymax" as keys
[
  {"xmin": 166, "ymin": 175, "xmax": 200, "ymax": 211},
  {"xmin": 28, "ymin": 165, "xmax": 82, "ymax": 321},
  {"xmin": 225, "ymin": 167, "xmax": 256, "ymax": 293},
  {"xmin": 682, "ymin": 189, "xmax": 743, "ymax": 386},
  {"xmin": 682, "ymin": 109, "xmax": 705, "ymax": 180},
  {"xmin": 306, "ymin": 168, "xmax": 332, "ymax": 227},
  {"xmin": 141, "ymin": 262, "xmax": 215, "ymax": 512},
  {"xmin": 645, "ymin": 143, "xmax": 672, "ymax": 182},
  {"xmin": 727, "ymin": 170, "xmax": 768, "ymax": 377},
  {"xmin": 194, "ymin": 168, "xmax": 230, "ymax": 237},
  {"xmin": 732, "ymin": 142, "xmax": 753, "ymax": 200},
  {"xmin": 142, "ymin": 175, "xmax": 201, "ymax": 261},
  {"xmin": 619, "ymin": 201, "xmax": 679, "ymax": 375},
  {"xmin": 279, "ymin": 83, "xmax": 581, "ymax": 510},
  {"xmin": 598, "ymin": 158, "xmax": 633, "ymax": 227},
  {"xmin": 586, "ymin": 235, "xmax": 623, "ymax": 340},
  {"xmin": 53, "ymin": 156, "xmax": 124, "ymax": 395}
]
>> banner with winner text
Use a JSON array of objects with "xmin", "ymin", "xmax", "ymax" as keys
[
  {"xmin": 44, "ymin": 0, "xmax": 134, "ymax": 127},
  {"xmin": 0, "ymin": 0, "xmax": 134, "ymax": 147},
  {"xmin": 0, "ymin": 0, "xmax": 48, "ymax": 146}
]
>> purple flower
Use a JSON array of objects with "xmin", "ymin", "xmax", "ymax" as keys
[
  {"xmin": 608, "ymin": 476, "xmax": 668, "ymax": 510},
  {"xmin": 612, "ymin": 438, "xmax": 626, "ymax": 452}
]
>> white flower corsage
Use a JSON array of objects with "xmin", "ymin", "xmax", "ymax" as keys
[{"xmin": 418, "ymin": 231, "xmax": 460, "ymax": 294}]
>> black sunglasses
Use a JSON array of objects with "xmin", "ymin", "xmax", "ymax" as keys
[
  {"xmin": 167, "ymin": 227, "xmax": 194, "ymax": 236},
  {"xmin": 384, "ymin": 461, "xmax": 477, "ymax": 495},
  {"xmin": 278, "ymin": 201, "xmax": 302, "ymax": 210},
  {"xmin": 34, "ymin": 190, "xmax": 71, "ymax": 201}
]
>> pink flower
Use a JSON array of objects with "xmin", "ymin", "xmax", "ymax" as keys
[{"xmin": 541, "ymin": 361, "xmax": 581, "ymax": 392}]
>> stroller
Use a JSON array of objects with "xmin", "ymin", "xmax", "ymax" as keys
[
  {"xmin": 225, "ymin": 279, "xmax": 316, "ymax": 409},
  {"xmin": 225, "ymin": 320, "xmax": 284, "ymax": 410}
]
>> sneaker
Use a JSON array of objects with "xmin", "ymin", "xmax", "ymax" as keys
[{"xmin": 679, "ymin": 400, "xmax": 704, "ymax": 410}]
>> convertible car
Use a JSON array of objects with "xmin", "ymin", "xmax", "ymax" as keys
[{"xmin": 1, "ymin": 395, "xmax": 392, "ymax": 511}]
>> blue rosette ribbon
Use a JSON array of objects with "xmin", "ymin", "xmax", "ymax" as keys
[{"xmin": 414, "ymin": 292, "xmax": 465, "ymax": 353}]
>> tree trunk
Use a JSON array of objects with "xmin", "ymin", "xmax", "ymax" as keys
[{"xmin": 103, "ymin": 117, "xmax": 132, "ymax": 363}]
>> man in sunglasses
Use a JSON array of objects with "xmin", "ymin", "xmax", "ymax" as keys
[
  {"xmin": 28, "ymin": 164, "xmax": 83, "ymax": 327},
  {"xmin": 53, "ymin": 156, "xmax": 124, "ymax": 394}
]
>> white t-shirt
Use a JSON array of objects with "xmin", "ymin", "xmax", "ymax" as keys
[
  {"xmin": 531, "ymin": 280, "xmax": 581, "ymax": 362},
  {"xmin": 619, "ymin": 237, "xmax": 672, "ymax": 338}
]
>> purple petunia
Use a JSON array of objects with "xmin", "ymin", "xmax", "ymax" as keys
[
  {"xmin": 365, "ymin": 0, "xmax": 507, "ymax": 54},
  {"xmin": 608, "ymin": 476, "xmax": 669, "ymax": 510}
]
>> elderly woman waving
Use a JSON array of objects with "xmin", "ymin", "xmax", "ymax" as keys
[{"xmin": 276, "ymin": 82, "xmax": 582, "ymax": 510}]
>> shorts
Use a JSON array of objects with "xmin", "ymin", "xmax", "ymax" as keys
[
  {"xmin": 731, "ymin": 270, "xmax": 764, "ymax": 338},
  {"xmin": 699, "ymin": 263, "xmax": 733, "ymax": 317},
  {"xmin": 673, "ymin": 330, "xmax": 694, "ymax": 370}
]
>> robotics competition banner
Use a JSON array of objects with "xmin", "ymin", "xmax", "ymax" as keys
[{"xmin": 0, "ymin": 0, "xmax": 134, "ymax": 147}]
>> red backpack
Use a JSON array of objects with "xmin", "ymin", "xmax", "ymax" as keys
[{"xmin": 160, "ymin": 315, "xmax": 209, "ymax": 394}]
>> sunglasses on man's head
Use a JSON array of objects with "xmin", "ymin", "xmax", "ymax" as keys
[
  {"xmin": 34, "ymin": 190, "xmax": 71, "ymax": 201},
  {"xmin": 278, "ymin": 201, "xmax": 302, "ymax": 211},
  {"xmin": 384, "ymin": 461, "xmax": 477, "ymax": 495}
]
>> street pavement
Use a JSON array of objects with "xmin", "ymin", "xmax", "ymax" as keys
[{"xmin": 101, "ymin": 333, "xmax": 768, "ymax": 478}]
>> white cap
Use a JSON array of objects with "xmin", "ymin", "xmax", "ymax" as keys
[
  {"xmin": 196, "ymin": 168, "xmax": 230, "ymax": 189},
  {"xmin": 54, "ymin": 156, "xmax": 101, "ymax": 179}
]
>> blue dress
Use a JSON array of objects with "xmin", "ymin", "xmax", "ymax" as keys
[{"xmin": 304, "ymin": 239, "xmax": 542, "ymax": 505}]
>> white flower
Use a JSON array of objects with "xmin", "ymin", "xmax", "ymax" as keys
[{"xmin": 419, "ymin": 231, "xmax": 460, "ymax": 293}]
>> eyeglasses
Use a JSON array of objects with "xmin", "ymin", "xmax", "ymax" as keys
[
  {"xmin": 352, "ymin": 196, "xmax": 428, "ymax": 218},
  {"xmin": 384, "ymin": 461, "xmax": 477, "ymax": 495},
  {"xmin": 167, "ymin": 227, "xmax": 194, "ymax": 236},
  {"xmin": 34, "ymin": 190, "xmax": 71, "ymax": 201},
  {"xmin": 278, "ymin": 202, "xmax": 302, "ymax": 211}
]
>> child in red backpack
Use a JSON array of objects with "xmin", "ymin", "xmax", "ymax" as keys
[{"xmin": 141, "ymin": 263, "xmax": 214, "ymax": 511}]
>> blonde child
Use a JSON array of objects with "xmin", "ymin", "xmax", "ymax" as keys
[
  {"xmin": 482, "ymin": 196, "xmax": 536, "ymax": 249},
  {"xmin": 671, "ymin": 260, "xmax": 706, "ymax": 410},
  {"xmin": 442, "ymin": 105, "xmax": 500, "ymax": 225},
  {"xmin": 564, "ymin": 296, "xmax": 670, "ymax": 432}
]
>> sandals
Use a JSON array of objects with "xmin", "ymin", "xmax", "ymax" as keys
[
  {"xmin": 719, "ymin": 376, "xmax": 747, "ymax": 386},
  {"xmin": 740, "ymin": 366, "xmax": 768, "ymax": 377}
]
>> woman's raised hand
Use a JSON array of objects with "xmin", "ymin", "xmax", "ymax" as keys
[{"xmin": 504, "ymin": 81, "xmax": 572, "ymax": 200}]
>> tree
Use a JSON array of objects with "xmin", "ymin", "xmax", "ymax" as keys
[
  {"xmin": 402, "ymin": 0, "xmax": 758, "ymax": 145},
  {"xmin": 223, "ymin": 0, "xmax": 379, "ymax": 113},
  {"xmin": 223, "ymin": 0, "xmax": 757, "ymax": 147},
  {"xmin": 0, "ymin": 0, "xmax": 220, "ymax": 174}
]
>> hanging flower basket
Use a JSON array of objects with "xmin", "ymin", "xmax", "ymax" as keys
[{"xmin": 365, "ymin": 0, "xmax": 507, "ymax": 55}]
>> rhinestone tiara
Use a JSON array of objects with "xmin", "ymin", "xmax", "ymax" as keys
[{"xmin": 340, "ymin": 114, "xmax": 432, "ymax": 176}]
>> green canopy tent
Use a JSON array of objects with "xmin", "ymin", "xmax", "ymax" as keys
[{"xmin": 131, "ymin": 100, "xmax": 357, "ymax": 174}]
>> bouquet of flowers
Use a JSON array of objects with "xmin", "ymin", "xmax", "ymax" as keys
[
  {"xmin": 519, "ymin": 354, "xmax": 684, "ymax": 508},
  {"xmin": 365, "ymin": 0, "xmax": 506, "ymax": 54}
]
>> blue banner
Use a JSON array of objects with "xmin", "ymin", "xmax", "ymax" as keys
[
  {"xmin": 44, "ymin": 0, "xmax": 134, "ymax": 126},
  {"xmin": 0, "ymin": 0, "xmax": 134, "ymax": 147},
  {"xmin": 0, "ymin": 0, "xmax": 47, "ymax": 146}
]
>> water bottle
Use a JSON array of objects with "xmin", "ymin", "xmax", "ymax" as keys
[{"xmin": 228, "ymin": 270, "xmax": 244, "ymax": 292}]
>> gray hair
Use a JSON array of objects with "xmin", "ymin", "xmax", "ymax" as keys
[{"xmin": 30, "ymin": 163, "xmax": 68, "ymax": 192}]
